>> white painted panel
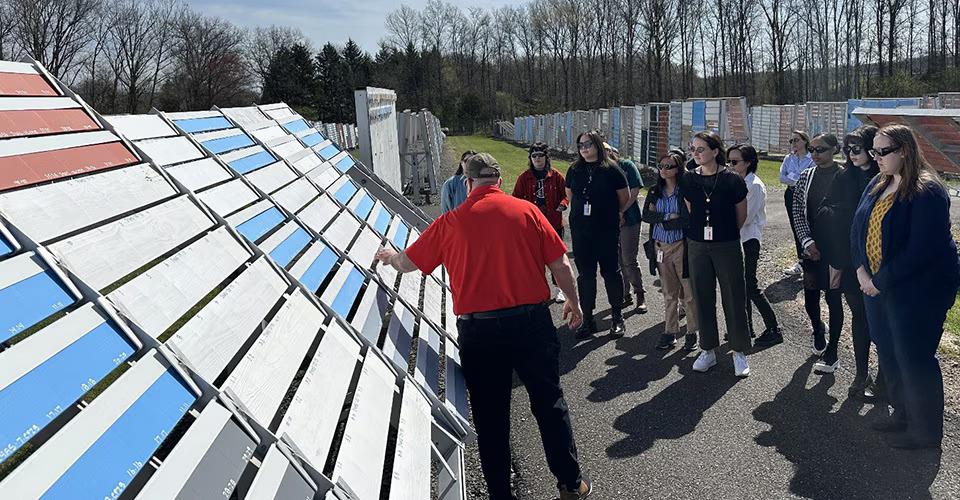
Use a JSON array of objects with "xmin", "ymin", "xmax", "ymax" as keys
[
  {"xmin": 422, "ymin": 277, "xmax": 443, "ymax": 326},
  {"xmin": 0, "ymin": 97, "xmax": 79, "ymax": 111},
  {"xmin": 220, "ymin": 107, "xmax": 269, "ymax": 127},
  {"xmin": 107, "ymin": 227, "xmax": 250, "ymax": 339},
  {"xmin": 137, "ymin": 136, "xmax": 205, "ymax": 166},
  {"xmin": 250, "ymin": 125, "xmax": 287, "ymax": 143},
  {"xmin": 319, "ymin": 263, "xmax": 355, "ymax": 306},
  {"xmin": 288, "ymin": 241, "xmax": 328, "ymax": 281},
  {"xmin": 220, "ymin": 145, "xmax": 263, "ymax": 164},
  {"xmin": 263, "ymin": 107, "xmax": 294, "ymax": 120},
  {"xmin": 165, "ymin": 157, "xmax": 232, "ymax": 192},
  {"xmin": 0, "ymin": 61, "xmax": 39, "ymax": 74},
  {"xmin": 0, "ymin": 350, "xmax": 173, "ymax": 498},
  {"xmin": 348, "ymin": 228, "xmax": 382, "ymax": 270},
  {"xmin": 165, "ymin": 110, "xmax": 221, "ymax": 120},
  {"xmin": 388, "ymin": 385, "xmax": 432, "ymax": 500},
  {"xmin": 193, "ymin": 127, "xmax": 243, "ymax": 143},
  {"xmin": 0, "ymin": 130, "xmax": 116, "ymax": 157},
  {"xmin": 0, "ymin": 163, "xmax": 176, "ymax": 243},
  {"xmin": 291, "ymin": 153, "xmax": 322, "ymax": 175},
  {"xmin": 297, "ymin": 195, "xmax": 339, "ymax": 233},
  {"xmin": 271, "ymin": 139, "xmax": 302, "ymax": 159},
  {"xmin": 285, "ymin": 148, "xmax": 313, "ymax": 165},
  {"xmin": 259, "ymin": 222, "xmax": 301, "ymax": 255},
  {"xmin": 170, "ymin": 257, "xmax": 288, "ymax": 381},
  {"xmin": 245, "ymin": 161, "xmax": 296, "ymax": 194},
  {"xmin": 224, "ymin": 290, "xmax": 324, "ymax": 424},
  {"xmin": 277, "ymin": 322, "xmax": 359, "ymax": 471},
  {"xmin": 271, "ymin": 177, "xmax": 318, "ymax": 214},
  {"xmin": 305, "ymin": 164, "xmax": 339, "ymax": 189},
  {"xmin": 197, "ymin": 178, "xmax": 258, "ymax": 216},
  {"xmin": 106, "ymin": 115, "xmax": 176, "ymax": 140},
  {"xmin": 245, "ymin": 445, "xmax": 304, "ymax": 499},
  {"xmin": 330, "ymin": 352, "xmax": 395, "ymax": 500},
  {"xmin": 445, "ymin": 290, "xmax": 457, "ymax": 339},
  {"xmin": 224, "ymin": 200, "xmax": 275, "ymax": 228},
  {"xmin": 366, "ymin": 201, "xmax": 385, "ymax": 224},
  {"xmin": 49, "ymin": 195, "xmax": 213, "ymax": 290},
  {"xmin": 322, "ymin": 212, "xmax": 360, "ymax": 251},
  {"xmin": 0, "ymin": 251, "xmax": 45, "ymax": 290},
  {"xmin": 375, "ymin": 262, "xmax": 398, "ymax": 291},
  {"xmin": 398, "ymin": 272, "xmax": 421, "ymax": 308}
]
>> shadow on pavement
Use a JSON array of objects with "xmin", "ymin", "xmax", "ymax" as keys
[
  {"xmin": 753, "ymin": 359, "xmax": 942, "ymax": 499},
  {"xmin": 764, "ymin": 274, "xmax": 804, "ymax": 304}
]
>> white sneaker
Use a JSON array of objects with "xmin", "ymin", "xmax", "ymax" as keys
[
  {"xmin": 783, "ymin": 262, "xmax": 803, "ymax": 276},
  {"xmin": 693, "ymin": 349, "xmax": 717, "ymax": 372},
  {"xmin": 555, "ymin": 289, "xmax": 566, "ymax": 303},
  {"xmin": 733, "ymin": 351, "xmax": 751, "ymax": 377}
]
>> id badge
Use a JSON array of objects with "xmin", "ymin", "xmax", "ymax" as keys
[
  {"xmin": 656, "ymin": 249, "xmax": 664, "ymax": 263},
  {"xmin": 583, "ymin": 203, "xmax": 592, "ymax": 216},
  {"xmin": 703, "ymin": 226, "xmax": 714, "ymax": 241}
]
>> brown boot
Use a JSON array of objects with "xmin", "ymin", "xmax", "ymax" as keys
[{"xmin": 558, "ymin": 479, "xmax": 592, "ymax": 500}]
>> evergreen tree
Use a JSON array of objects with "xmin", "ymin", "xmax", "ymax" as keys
[
  {"xmin": 315, "ymin": 43, "xmax": 344, "ymax": 122},
  {"xmin": 260, "ymin": 43, "xmax": 317, "ymax": 108}
]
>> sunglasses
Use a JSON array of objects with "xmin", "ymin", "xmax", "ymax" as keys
[
  {"xmin": 789, "ymin": 138, "xmax": 806, "ymax": 144},
  {"xmin": 807, "ymin": 146, "xmax": 833, "ymax": 154},
  {"xmin": 727, "ymin": 159, "xmax": 744, "ymax": 166},
  {"xmin": 658, "ymin": 163, "xmax": 679, "ymax": 171},
  {"xmin": 688, "ymin": 146, "xmax": 707, "ymax": 154},
  {"xmin": 577, "ymin": 141, "xmax": 594, "ymax": 150},
  {"xmin": 842, "ymin": 145, "xmax": 865, "ymax": 156},
  {"xmin": 869, "ymin": 145, "xmax": 902, "ymax": 159},
  {"xmin": 530, "ymin": 152, "xmax": 547, "ymax": 158}
]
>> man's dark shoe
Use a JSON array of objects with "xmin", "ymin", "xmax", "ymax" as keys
[
  {"xmin": 657, "ymin": 333, "xmax": 677, "ymax": 350},
  {"xmin": 754, "ymin": 327, "xmax": 784, "ymax": 347},
  {"xmin": 864, "ymin": 376, "xmax": 887, "ymax": 401},
  {"xmin": 635, "ymin": 293, "xmax": 648, "ymax": 314},
  {"xmin": 621, "ymin": 294, "xmax": 634, "ymax": 308},
  {"xmin": 558, "ymin": 478, "xmax": 592, "ymax": 500},
  {"xmin": 885, "ymin": 433, "xmax": 941, "ymax": 450},
  {"xmin": 871, "ymin": 417, "xmax": 907, "ymax": 433},
  {"xmin": 848, "ymin": 374, "xmax": 873, "ymax": 398},
  {"xmin": 610, "ymin": 319, "xmax": 626, "ymax": 338},
  {"xmin": 682, "ymin": 333, "xmax": 698, "ymax": 351},
  {"xmin": 576, "ymin": 318, "xmax": 596, "ymax": 339}
]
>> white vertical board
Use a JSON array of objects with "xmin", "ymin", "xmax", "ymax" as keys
[{"xmin": 355, "ymin": 87, "xmax": 402, "ymax": 191}]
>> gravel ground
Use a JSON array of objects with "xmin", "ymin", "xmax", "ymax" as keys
[{"xmin": 427, "ymin": 142, "xmax": 960, "ymax": 500}]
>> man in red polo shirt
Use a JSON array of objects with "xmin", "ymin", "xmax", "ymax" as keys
[{"xmin": 375, "ymin": 153, "xmax": 592, "ymax": 500}]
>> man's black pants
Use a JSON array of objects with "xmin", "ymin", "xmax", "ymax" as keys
[{"xmin": 457, "ymin": 305, "xmax": 582, "ymax": 499}]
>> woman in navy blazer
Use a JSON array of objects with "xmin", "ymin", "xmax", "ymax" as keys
[{"xmin": 850, "ymin": 123, "xmax": 960, "ymax": 449}]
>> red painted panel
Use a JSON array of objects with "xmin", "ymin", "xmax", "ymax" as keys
[
  {"xmin": 0, "ymin": 72, "xmax": 58, "ymax": 96},
  {"xmin": 0, "ymin": 142, "xmax": 138, "ymax": 191},
  {"xmin": 0, "ymin": 109, "xmax": 99, "ymax": 138}
]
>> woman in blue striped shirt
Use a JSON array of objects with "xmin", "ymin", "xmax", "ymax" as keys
[{"xmin": 642, "ymin": 152, "xmax": 697, "ymax": 351}]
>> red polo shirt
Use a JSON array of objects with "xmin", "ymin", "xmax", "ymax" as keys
[{"xmin": 405, "ymin": 185, "xmax": 567, "ymax": 315}]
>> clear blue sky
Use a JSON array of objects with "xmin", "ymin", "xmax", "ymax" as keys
[{"xmin": 189, "ymin": 0, "xmax": 514, "ymax": 54}]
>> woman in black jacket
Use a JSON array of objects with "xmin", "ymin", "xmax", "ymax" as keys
[
  {"xmin": 642, "ymin": 152, "xmax": 696, "ymax": 351},
  {"xmin": 817, "ymin": 125, "xmax": 881, "ymax": 396},
  {"xmin": 851, "ymin": 123, "xmax": 960, "ymax": 449}
]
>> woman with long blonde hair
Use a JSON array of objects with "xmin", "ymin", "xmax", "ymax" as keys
[{"xmin": 851, "ymin": 123, "xmax": 960, "ymax": 449}]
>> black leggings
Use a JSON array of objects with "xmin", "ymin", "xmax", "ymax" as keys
[{"xmin": 804, "ymin": 288, "xmax": 843, "ymax": 353}]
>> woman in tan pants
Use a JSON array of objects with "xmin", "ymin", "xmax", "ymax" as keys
[{"xmin": 642, "ymin": 152, "xmax": 698, "ymax": 350}]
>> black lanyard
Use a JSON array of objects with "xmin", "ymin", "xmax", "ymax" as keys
[{"xmin": 581, "ymin": 165, "xmax": 594, "ymax": 202}]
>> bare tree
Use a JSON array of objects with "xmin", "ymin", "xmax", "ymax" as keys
[
  {"xmin": 248, "ymin": 25, "xmax": 307, "ymax": 90},
  {"xmin": 10, "ymin": 0, "xmax": 103, "ymax": 79}
]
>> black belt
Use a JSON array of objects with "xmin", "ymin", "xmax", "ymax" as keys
[{"xmin": 458, "ymin": 303, "xmax": 545, "ymax": 321}]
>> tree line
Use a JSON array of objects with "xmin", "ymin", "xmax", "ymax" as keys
[{"xmin": 3, "ymin": 0, "xmax": 960, "ymax": 133}]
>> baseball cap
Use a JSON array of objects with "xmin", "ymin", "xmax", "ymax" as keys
[{"xmin": 465, "ymin": 152, "xmax": 502, "ymax": 179}]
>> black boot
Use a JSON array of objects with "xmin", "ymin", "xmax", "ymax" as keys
[{"xmin": 576, "ymin": 316, "xmax": 597, "ymax": 339}]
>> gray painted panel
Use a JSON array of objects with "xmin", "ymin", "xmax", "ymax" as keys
[{"xmin": 176, "ymin": 420, "xmax": 255, "ymax": 499}]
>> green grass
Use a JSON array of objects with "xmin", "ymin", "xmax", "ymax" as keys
[
  {"xmin": 944, "ymin": 296, "xmax": 960, "ymax": 357},
  {"xmin": 757, "ymin": 160, "xmax": 783, "ymax": 190},
  {"xmin": 446, "ymin": 136, "xmax": 570, "ymax": 194}
]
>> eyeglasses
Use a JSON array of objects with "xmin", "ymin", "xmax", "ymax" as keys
[
  {"xmin": 689, "ymin": 146, "xmax": 707, "ymax": 154},
  {"xmin": 789, "ymin": 138, "xmax": 806, "ymax": 144},
  {"xmin": 530, "ymin": 152, "xmax": 546, "ymax": 158},
  {"xmin": 869, "ymin": 145, "xmax": 902, "ymax": 158},
  {"xmin": 727, "ymin": 159, "xmax": 743, "ymax": 166},
  {"xmin": 807, "ymin": 146, "xmax": 833, "ymax": 154},
  {"xmin": 658, "ymin": 163, "xmax": 678, "ymax": 171},
  {"xmin": 842, "ymin": 145, "xmax": 864, "ymax": 156},
  {"xmin": 577, "ymin": 141, "xmax": 594, "ymax": 150}
]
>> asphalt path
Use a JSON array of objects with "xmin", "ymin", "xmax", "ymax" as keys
[{"xmin": 455, "ymin": 186, "xmax": 960, "ymax": 500}]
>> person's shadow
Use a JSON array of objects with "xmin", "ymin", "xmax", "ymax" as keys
[
  {"xmin": 753, "ymin": 359, "xmax": 942, "ymax": 499},
  {"xmin": 764, "ymin": 275, "xmax": 804, "ymax": 304},
  {"xmin": 605, "ymin": 346, "xmax": 742, "ymax": 458}
]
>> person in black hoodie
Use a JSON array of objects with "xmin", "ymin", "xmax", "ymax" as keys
[{"xmin": 817, "ymin": 125, "xmax": 881, "ymax": 397}]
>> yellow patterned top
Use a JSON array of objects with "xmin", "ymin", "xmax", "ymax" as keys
[{"xmin": 867, "ymin": 194, "xmax": 895, "ymax": 274}]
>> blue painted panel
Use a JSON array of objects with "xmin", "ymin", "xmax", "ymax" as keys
[
  {"xmin": 331, "ymin": 267, "xmax": 364, "ymax": 317},
  {"xmin": 392, "ymin": 222, "xmax": 409, "ymax": 248},
  {"xmin": 228, "ymin": 150, "xmax": 275, "ymax": 174},
  {"xmin": 445, "ymin": 356, "xmax": 469, "ymax": 420},
  {"xmin": 317, "ymin": 144, "xmax": 340, "ymax": 160},
  {"xmin": 202, "ymin": 133, "xmax": 254, "ymax": 154},
  {"xmin": 0, "ymin": 320, "xmax": 135, "ymax": 464},
  {"xmin": 301, "ymin": 133, "xmax": 324, "ymax": 147},
  {"xmin": 1, "ymin": 271, "xmax": 74, "ymax": 343},
  {"xmin": 373, "ymin": 210, "xmax": 392, "ymax": 236},
  {"xmin": 334, "ymin": 181, "xmax": 358, "ymax": 205},
  {"xmin": 385, "ymin": 309, "xmax": 413, "ymax": 368},
  {"xmin": 41, "ymin": 370, "xmax": 195, "ymax": 499},
  {"xmin": 0, "ymin": 234, "xmax": 13, "ymax": 257},
  {"xmin": 269, "ymin": 228, "xmax": 311, "ymax": 268},
  {"xmin": 281, "ymin": 119, "xmax": 309, "ymax": 134},
  {"xmin": 334, "ymin": 156, "xmax": 354, "ymax": 173},
  {"xmin": 353, "ymin": 195, "xmax": 374, "ymax": 220},
  {"xmin": 235, "ymin": 208, "xmax": 284, "ymax": 243},
  {"xmin": 692, "ymin": 101, "xmax": 706, "ymax": 130},
  {"xmin": 300, "ymin": 244, "xmax": 338, "ymax": 292},
  {"xmin": 174, "ymin": 116, "xmax": 233, "ymax": 134}
]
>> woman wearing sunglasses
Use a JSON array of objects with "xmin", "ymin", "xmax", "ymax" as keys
[
  {"xmin": 851, "ymin": 124, "xmax": 960, "ymax": 449},
  {"xmin": 780, "ymin": 131, "xmax": 815, "ymax": 277},
  {"xmin": 680, "ymin": 131, "xmax": 751, "ymax": 377},
  {"xmin": 642, "ymin": 152, "xmax": 697, "ymax": 351},
  {"xmin": 728, "ymin": 144, "xmax": 782, "ymax": 347},
  {"xmin": 514, "ymin": 142, "xmax": 570, "ymax": 302},
  {"xmin": 566, "ymin": 130, "xmax": 631, "ymax": 338},
  {"xmin": 790, "ymin": 133, "xmax": 844, "ymax": 371},
  {"xmin": 816, "ymin": 126, "xmax": 882, "ymax": 398}
]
